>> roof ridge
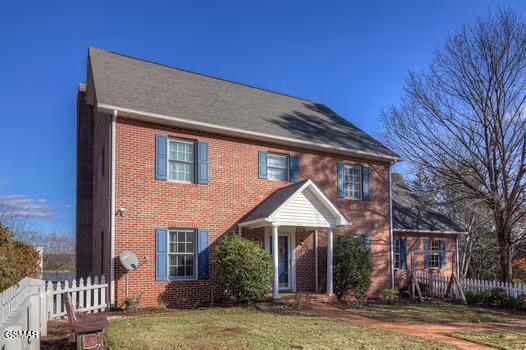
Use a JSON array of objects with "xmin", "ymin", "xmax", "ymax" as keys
[{"xmin": 89, "ymin": 47, "xmax": 315, "ymax": 104}]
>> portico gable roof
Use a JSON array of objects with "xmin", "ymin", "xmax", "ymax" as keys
[{"xmin": 238, "ymin": 180, "xmax": 349, "ymax": 228}]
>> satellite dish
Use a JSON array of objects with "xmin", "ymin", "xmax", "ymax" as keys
[{"xmin": 120, "ymin": 251, "xmax": 139, "ymax": 271}]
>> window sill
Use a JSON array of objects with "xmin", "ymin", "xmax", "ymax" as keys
[
  {"xmin": 167, "ymin": 277, "xmax": 198, "ymax": 282},
  {"xmin": 167, "ymin": 180, "xmax": 195, "ymax": 184},
  {"xmin": 264, "ymin": 178, "xmax": 291, "ymax": 183}
]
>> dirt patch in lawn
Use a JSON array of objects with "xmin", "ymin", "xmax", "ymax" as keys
[{"xmin": 206, "ymin": 326, "xmax": 244, "ymax": 336}]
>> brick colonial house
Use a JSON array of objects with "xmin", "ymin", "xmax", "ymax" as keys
[{"xmin": 76, "ymin": 48, "xmax": 466, "ymax": 308}]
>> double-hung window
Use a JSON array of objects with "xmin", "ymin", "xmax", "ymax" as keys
[
  {"xmin": 168, "ymin": 230, "xmax": 196, "ymax": 279},
  {"xmin": 393, "ymin": 239, "xmax": 401, "ymax": 269},
  {"xmin": 429, "ymin": 240, "xmax": 441, "ymax": 269},
  {"xmin": 168, "ymin": 139, "xmax": 194, "ymax": 183},
  {"xmin": 344, "ymin": 165, "xmax": 362, "ymax": 200},
  {"xmin": 267, "ymin": 153, "xmax": 289, "ymax": 182}
]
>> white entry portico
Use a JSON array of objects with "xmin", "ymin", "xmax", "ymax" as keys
[{"xmin": 238, "ymin": 180, "xmax": 349, "ymax": 299}]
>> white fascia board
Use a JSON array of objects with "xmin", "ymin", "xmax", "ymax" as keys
[
  {"xmin": 273, "ymin": 221, "xmax": 331, "ymax": 228},
  {"xmin": 394, "ymin": 229, "xmax": 468, "ymax": 235},
  {"xmin": 97, "ymin": 103, "xmax": 400, "ymax": 163}
]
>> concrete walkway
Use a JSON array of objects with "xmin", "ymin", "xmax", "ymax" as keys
[{"xmin": 309, "ymin": 300, "xmax": 521, "ymax": 350}]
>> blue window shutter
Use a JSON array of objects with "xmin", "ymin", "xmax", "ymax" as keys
[
  {"xmin": 362, "ymin": 167, "xmax": 371, "ymax": 200},
  {"xmin": 198, "ymin": 229, "xmax": 209, "ymax": 280},
  {"xmin": 439, "ymin": 240, "xmax": 446, "ymax": 269},
  {"xmin": 197, "ymin": 141, "xmax": 209, "ymax": 184},
  {"xmin": 362, "ymin": 235, "xmax": 372, "ymax": 251},
  {"xmin": 423, "ymin": 239, "xmax": 430, "ymax": 269},
  {"xmin": 401, "ymin": 239, "xmax": 408, "ymax": 269},
  {"xmin": 258, "ymin": 151, "xmax": 267, "ymax": 179},
  {"xmin": 155, "ymin": 135, "xmax": 167, "ymax": 180},
  {"xmin": 289, "ymin": 156, "xmax": 300, "ymax": 183},
  {"xmin": 337, "ymin": 162, "xmax": 345, "ymax": 198},
  {"xmin": 156, "ymin": 228, "xmax": 168, "ymax": 281}
]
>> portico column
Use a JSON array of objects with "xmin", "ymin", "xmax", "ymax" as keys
[
  {"xmin": 327, "ymin": 226, "xmax": 334, "ymax": 296},
  {"xmin": 272, "ymin": 224, "xmax": 280, "ymax": 300}
]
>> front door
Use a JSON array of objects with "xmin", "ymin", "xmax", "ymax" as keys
[
  {"xmin": 277, "ymin": 236, "xmax": 289, "ymax": 288},
  {"xmin": 269, "ymin": 234, "xmax": 291, "ymax": 290}
]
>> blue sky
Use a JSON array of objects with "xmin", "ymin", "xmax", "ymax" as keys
[{"xmin": 1, "ymin": 0, "xmax": 525, "ymax": 236}]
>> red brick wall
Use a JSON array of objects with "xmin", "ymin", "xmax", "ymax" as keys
[
  {"xmin": 112, "ymin": 116, "xmax": 392, "ymax": 308},
  {"xmin": 295, "ymin": 230, "xmax": 316, "ymax": 292},
  {"xmin": 393, "ymin": 232, "xmax": 458, "ymax": 289}
]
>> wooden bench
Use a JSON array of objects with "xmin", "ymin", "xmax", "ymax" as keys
[{"xmin": 64, "ymin": 292, "xmax": 109, "ymax": 350}]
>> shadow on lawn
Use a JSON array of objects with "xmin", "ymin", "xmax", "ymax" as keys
[{"xmin": 345, "ymin": 301, "xmax": 526, "ymax": 324}]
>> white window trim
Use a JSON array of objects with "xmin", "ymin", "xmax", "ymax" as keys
[
  {"xmin": 428, "ymin": 240, "xmax": 442, "ymax": 269},
  {"xmin": 168, "ymin": 229, "xmax": 198, "ymax": 281},
  {"xmin": 393, "ymin": 238, "xmax": 401, "ymax": 270},
  {"xmin": 344, "ymin": 165, "xmax": 362, "ymax": 200},
  {"xmin": 266, "ymin": 153, "xmax": 290, "ymax": 182},
  {"xmin": 167, "ymin": 138, "xmax": 195, "ymax": 184}
]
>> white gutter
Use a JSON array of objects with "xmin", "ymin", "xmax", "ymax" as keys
[
  {"xmin": 110, "ymin": 110, "xmax": 117, "ymax": 306},
  {"xmin": 394, "ymin": 229, "xmax": 468, "ymax": 235},
  {"xmin": 97, "ymin": 103, "xmax": 400, "ymax": 163},
  {"xmin": 237, "ymin": 218, "xmax": 271, "ymax": 228},
  {"xmin": 389, "ymin": 166, "xmax": 395, "ymax": 288}
]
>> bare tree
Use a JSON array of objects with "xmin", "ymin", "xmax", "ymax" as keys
[{"xmin": 383, "ymin": 10, "xmax": 526, "ymax": 281}]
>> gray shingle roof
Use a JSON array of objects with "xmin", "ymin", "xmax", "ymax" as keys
[
  {"xmin": 392, "ymin": 177, "xmax": 465, "ymax": 234},
  {"xmin": 241, "ymin": 181, "xmax": 308, "ymax": 223},
  {"xmin": 88, "ymin": 48, "xmax": 398, "ymax": 160}
]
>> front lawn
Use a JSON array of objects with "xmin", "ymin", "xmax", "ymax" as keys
[
  {"xmin": 446, "ymin": 330, "xmax": 526, "ymax": 350},
  {"xmin": 106, "ymin": 307, "xmax": 454, "ymax": 349},
  {"xmin": 345, "ymin": 302, "xmax": 526, "ymax": 324}
]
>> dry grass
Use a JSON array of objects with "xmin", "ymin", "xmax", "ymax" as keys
[
  {"xmin": 106, "ymin": 307, "xmax": 455, "ymax": 349},
  {"xmin": 345, "ymin": 302, "xmax": 526, "ymax": 324},
  {"xmin": 446, "ymin": 330, "xmax": 526, "ymax": 350}
]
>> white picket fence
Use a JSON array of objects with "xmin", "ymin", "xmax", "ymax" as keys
[
  {"xmin": 0, "ymin": 278, "xmax": 47, "ymax": 350},
  {"xmin": 46, "ymin": 275, "xmax": 108, "ymax": 319},
  {"xmin": 462, "ymin": 277, "xmax": 526, "ymax": 298},
  {"xmin": 414, "ymin": 271, "xmax": 526, "ymax": 298}
]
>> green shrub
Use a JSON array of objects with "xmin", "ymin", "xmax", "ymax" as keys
[
  {"xmin": 490, "ymin": 289, "xmax": 510, "ymax": 307},
  {"xmin": 465, "ymin": 288, "xmax": 526, "ymax": 310},
  {"xmin": 213, "ymin": 235, "xmax": 273, "ymax": 303},
  {"xmin": 516, "ymin": 295, "xmax": 526, "ymax": 311},
  {"xmin": 464, "ymin": 290, "xmax": 481, "ymax": 304},
  {"xmin": 498, "ymin": 295, "xmax": 518, "ymax": 309},
  {"xmin": 0, "ymin": 225, "xmax": 40, "ymax": 291},
  {"xmin": 333, "ymin": 235, "xmax": 372, "ymax": 302},
  {"xmin": 382, "ymin": 288, "xmax": 400, "ymax": 303}
]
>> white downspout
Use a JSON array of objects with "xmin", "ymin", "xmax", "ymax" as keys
[
  {"xmin": 389, "ymin": 165, "xmax": 395, "ymax": 288},
  {"xmin": 110, "ymin": 110, "xmax": 117, "ymax": 306},
  {"xmin": 455, "ymin": 235, "xmax": 460, "ymax": 277}
]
